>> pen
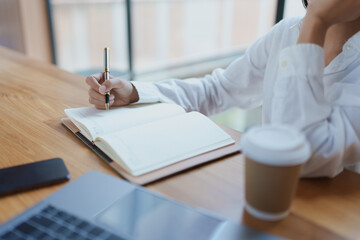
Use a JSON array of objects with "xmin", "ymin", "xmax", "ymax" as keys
[{"xmin": 104, "ymin": 47, "xmax": 110, "ymax": 110}]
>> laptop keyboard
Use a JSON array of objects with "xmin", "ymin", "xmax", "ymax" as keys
[{"xmin": 0, "ymin": 205, "xmax": 126, "ymax": 240}]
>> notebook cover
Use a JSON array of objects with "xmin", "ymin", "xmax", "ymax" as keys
[{"xmin": 62, "ymin": 118, "xmax": 242, "ymax": 185}]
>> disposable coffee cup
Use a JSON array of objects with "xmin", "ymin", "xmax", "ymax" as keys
[{"xmin": 241, "ymin": 125, "xmax": 311, "ymax": 221}]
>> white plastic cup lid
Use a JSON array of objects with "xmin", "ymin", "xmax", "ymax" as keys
[{"xmin": 241, "ymin": 125, "xmax": 311, "ymax": 166}]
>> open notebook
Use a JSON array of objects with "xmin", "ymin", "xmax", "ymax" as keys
[{"xmin": 63, "ymin": 103, "xmax": 241, "ymax": 184}]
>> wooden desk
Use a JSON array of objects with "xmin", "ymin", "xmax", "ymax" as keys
[{"xmin": 0, "ymin": 46, "xmax": 359, "ymax": 240}]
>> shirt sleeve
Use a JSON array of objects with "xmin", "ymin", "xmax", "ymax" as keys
[
  {"xmin": 131, "ymin": 21, "xmax": 284, "ymax": 116},
  {"xmin": 271, "ymin": 43, "xmax": 360, "ymax": 178}
]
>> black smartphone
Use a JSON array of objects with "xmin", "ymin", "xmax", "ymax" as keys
[{"xmin": 0, "ymin": 158, "xmax": 70, "ymax": 197}]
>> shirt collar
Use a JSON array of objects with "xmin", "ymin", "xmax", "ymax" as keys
[
  {"xmin": 289, "ymin": 18, "xmax": 303, "ymax": 32},
  {"xmin": 347, "ymin": 31, "xmax": 360, "ymax": 53}
]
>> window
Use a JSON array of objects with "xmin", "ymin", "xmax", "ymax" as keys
[
  {"xmin": 284, "ymin": 0, "xmax": 306, "ymax": 18},
  {"xmin": 48, "ymin": 0, "xmax": 278, "ymax": 80},
  {"xmin": 132, "ymin": 0, "xmax": 277, "ymax": 76},
  {"xmin": 49, "ymin": 0, "xmax": 129, "ymax": 76}
]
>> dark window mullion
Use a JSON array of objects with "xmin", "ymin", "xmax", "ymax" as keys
[
  {"xmin": 275, "ymin": 0, "xmax": 286, "ymax": 23},
  {"xmin": 46, "ymin": 0, "xmax": 57, "ymax": 64},
  {"xmin": 126, "ymin": 0, "xmax": 134, "ymax": 80}
]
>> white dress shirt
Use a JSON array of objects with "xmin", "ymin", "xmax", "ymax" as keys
[{"xmin": 132, "ymin": 17, "xmax": 360, "ymax": 178}]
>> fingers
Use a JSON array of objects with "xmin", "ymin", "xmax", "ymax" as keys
[
  {"xmin": 99, "ymin": 78, "xmax": 124, "ymax": 94},
  {"xmin": 89, "ymin": 95, "xmax": 115, "ymax": 109},
  {"xmin": 86, "ymin": 73, "xmax": 125, "ymax": 94},
  {"xmin": 85, "ymin": 73, "xmax": 103, "ymax": 91},
  {"xmin": 88, "ymin": 88, "xmax": 114, "ymax": 102},
  {"xmin": 88, "ymin": 87, "xmax": 115, "ymax": 109}
]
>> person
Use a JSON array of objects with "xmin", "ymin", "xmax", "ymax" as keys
[{"xmin": 86, "ymin": 0, "xmax": 360, "ymax": 178}]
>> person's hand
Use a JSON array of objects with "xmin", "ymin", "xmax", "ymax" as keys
[
  {"xmin": 306, "ymin": 0, "xmax": 360, "ymax": 27},
  {"xmin": 298, "ymin": 0, "xmax": 360, "ymax": 46},
  {"xmin": 85, "ymin": 73, "xmax": 139, "ymax": 109}
]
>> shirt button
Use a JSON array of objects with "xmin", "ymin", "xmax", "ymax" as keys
[
  {"xmin": 346, "ymin": 44, "xmax": 353, "ymax": 50},
  {"xmin": 281, "ymin": 61, "xmax": 288, "ymax": 67}
]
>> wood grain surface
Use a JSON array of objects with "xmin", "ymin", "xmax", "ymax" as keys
[{"xmin": 0, "ymin": 46, "xmax": 359, "ymax": 240}]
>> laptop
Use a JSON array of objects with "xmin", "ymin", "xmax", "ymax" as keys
[{"xmin": 0, "ymin": 171, "xmax": 283, "ymax": 240}]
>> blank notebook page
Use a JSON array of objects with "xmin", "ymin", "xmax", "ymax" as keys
[{"xmin": 98, "ymin": 112, "xmax": 234, "ymax": 176}]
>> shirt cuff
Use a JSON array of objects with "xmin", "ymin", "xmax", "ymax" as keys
[
  {"xmin": 278, "ymin": 43, "xmax": 324, "ymax": 78},
  {"xmin": 131, "ymin": 81, "xmax": 160, "ymax": 103}
]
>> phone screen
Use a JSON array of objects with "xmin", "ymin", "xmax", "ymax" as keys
[{"xmin": 0, "ymin": 158, "xmax": 70, "ymax": 197}]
